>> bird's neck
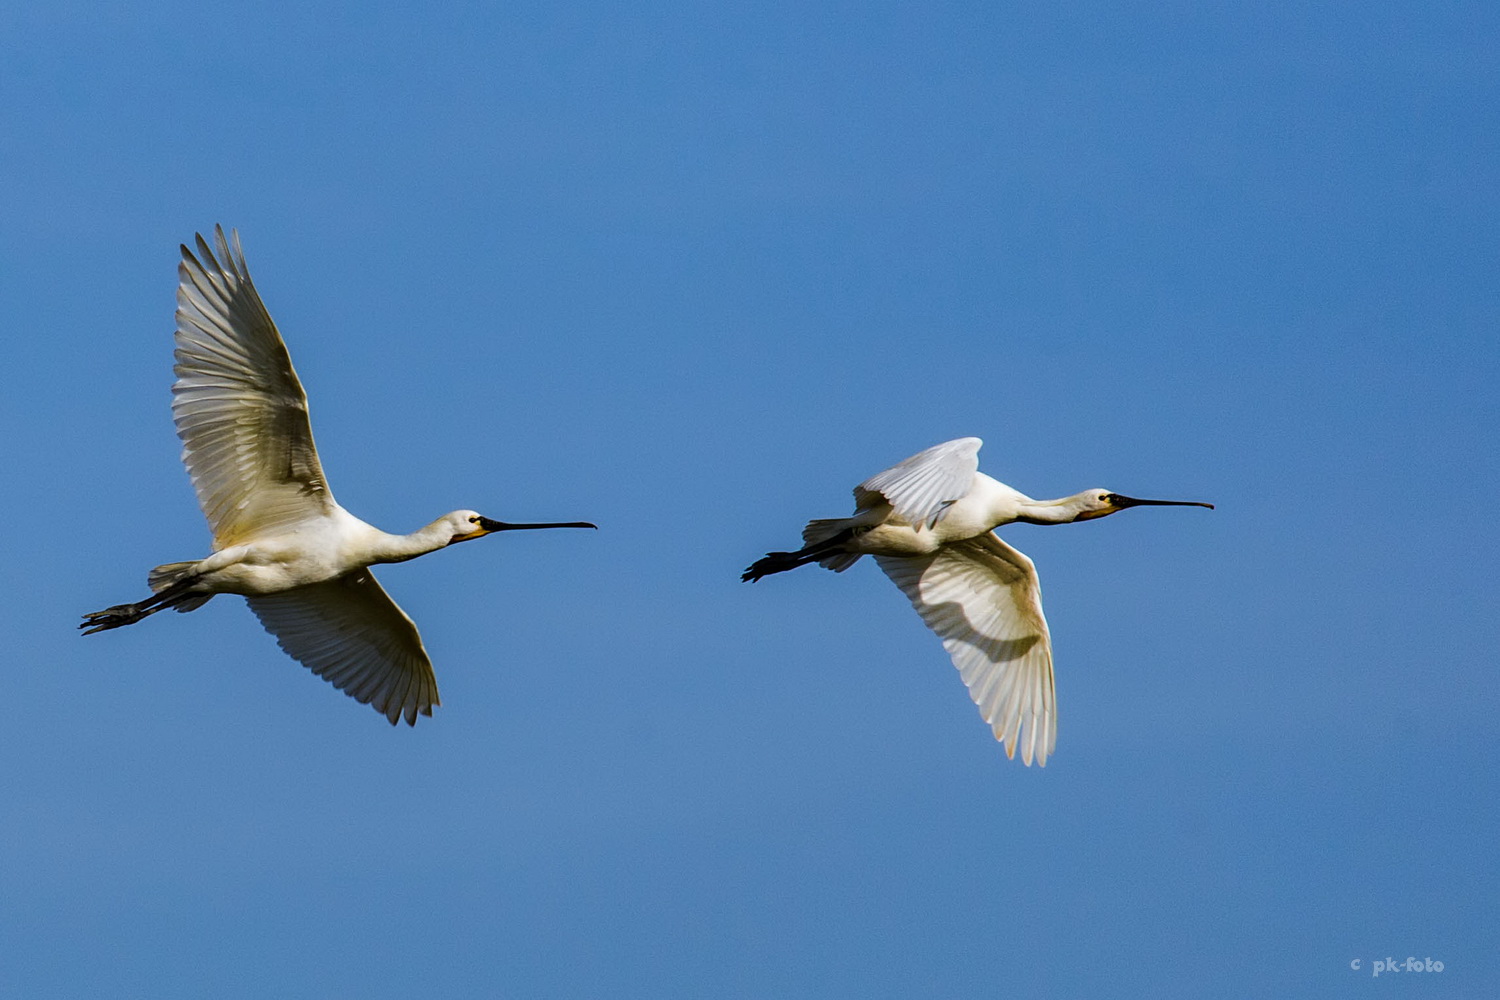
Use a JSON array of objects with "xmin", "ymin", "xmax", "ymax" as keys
[
  {"xmin": 1011, "ymin": 495, "xmax": 1091, "ymax": 526},
  {"xmin": 370, "ymin": 518, "xmax": 457, "ymax": 563}
]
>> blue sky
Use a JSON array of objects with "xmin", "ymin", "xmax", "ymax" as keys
[{"xmin": 3, "ymin": 2, "xmax": 1496, "ymax": 996}]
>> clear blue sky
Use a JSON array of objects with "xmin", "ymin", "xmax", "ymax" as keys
[{"xmin": 3, "ymin": 2, "xmax": 1495, "ymax": 996}]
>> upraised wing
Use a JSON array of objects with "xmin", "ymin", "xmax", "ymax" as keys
[
  {"xmin": 173, "ymin": 226, "xmax": 335, "ymax": 549},
  {"xmin": 247, "ymin": 571, "xmax": 439, "ymax": 726},
  {"xmin": 874, "ymin": 532, "xmax": 1056, "ymax": 765},
  {"xmin": 855, "ymin": 437, "xmax": 982, "ymax": 529}
]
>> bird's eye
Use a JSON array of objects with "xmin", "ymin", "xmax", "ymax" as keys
[
  {"xmin": 1099, "ymin": 494, "xmax": 1113, "ymax": 504},
  {"xmin": 469, "ymin": 515, "xmax": 479, "ymax": 523}
]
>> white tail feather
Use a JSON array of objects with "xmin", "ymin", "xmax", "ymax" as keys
[
  {"xmin": 148, "ymin": 561, "xmax": 198, "ymax": 592},
  {"xmin": 802, "ymin": 518, "xmax": 863, "ymax": 572},
  {"xmin": 801, "ymin": 518, "xmax": 850, "ymax": 547},
  {"xmin": 148, "ymin": 561, "xmax": 213, "ymax": 613}
]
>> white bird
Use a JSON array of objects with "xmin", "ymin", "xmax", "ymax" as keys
[
  {"xmin": 81, "ymin": 227, "xmax": 596, "ymax": 725},
  {"xmin": 742, "ymin": 437, "xmax": 1211, "ymax": 765}
]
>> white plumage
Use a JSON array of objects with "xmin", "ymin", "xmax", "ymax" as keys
[
  {"xmin": 744, "ymin": 438, "xmax": 1211, "ymax": 765},
  {"xmin": 82, "ymin": 227, "xmax": 595, "ymax": 724}
]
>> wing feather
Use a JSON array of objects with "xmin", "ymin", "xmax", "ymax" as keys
[
  {"xmin": 172, "ymin": 226, "xmax": 335, "ymax": 548},
  {"xmin": 874, "ymin": 532, "xmax": 1056, "ymax": 765},
  {"xmin": 855, "ymin": 437, "xmax": 982, "ymax": 528},
  {"xmin": 246, "ymin": 571, "xmax": 439, "ymax": 726}
]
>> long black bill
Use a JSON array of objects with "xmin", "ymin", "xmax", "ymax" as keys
[
  {"xmin": 1110, "ymin": 495, "xmax": 1214, "ymax": 510},
  {"xmin": 478, "ymin": 517, "xmax": 598, "ymax": 531}
]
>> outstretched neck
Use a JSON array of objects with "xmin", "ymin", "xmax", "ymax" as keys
[
  {"xmin": 1012, "ymin": 494, "xmax": 1092, "ymax": 526},
  {"xmin": 370, "ymin": 518, "xmax": 459, "ymax": 563},
  {"xmin": 969, "ymin": 475, "xmax": 1085, "ymax": 528}
]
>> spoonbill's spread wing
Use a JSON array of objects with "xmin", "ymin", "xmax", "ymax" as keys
[
  {"xmin": 856, "ymin": 437, "xmax": 982, "ymax": 528},
  {"xmin": 874, "ymin": 532, "xmax": 1056, "ymax": 765},
  {"xmin": 173, "ymin": 227, "xmax": 335, "ymax": 548},
  {"xmin": 247, "ymin": 571, "xmax": 439, "ymax": 725}
]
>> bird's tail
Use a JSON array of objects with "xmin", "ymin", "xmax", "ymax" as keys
[
  {"xmin": 801, "ymin": 519, "xmax": 863, "ymax": 572},
  {"xmin": 743, "ymin": 522, "xmax": 865, "ymax": 583},
  {"xmin": 148, "ymin": 561, "xmax": 198, "ymax": 592},
  {"xmin": 81, "ymin": 561, "xmax": 213, "ymax": 635},
  {"xmin": 148, "ymin": 561, "xmax": 213, "ymax": 613}
]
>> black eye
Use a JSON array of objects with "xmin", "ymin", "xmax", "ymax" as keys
[
  {"xmin": 469, "ymin": 515, "xmax": 479, "ymax": 523},
  {"xmin": 1099, "ymin": 494, "xmax": 1114, "ymax": 503}
]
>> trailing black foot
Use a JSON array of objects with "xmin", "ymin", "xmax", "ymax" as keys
[
  {"xmin": 80, "ymin": 574, "xmax": 207, "ymax": 635},
  {"xmin": 79, "ymin": 603, "xmax": 152, "ymax": 635},
  {"xmin": 742, "ymin": 527, "xmax": 859, "ymax": 583},
  {"xmin": 742, "ymin": 552, "xmax": 805, "ymax": 583}
]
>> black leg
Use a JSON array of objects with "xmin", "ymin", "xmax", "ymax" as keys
[
  {"xmin": 79, "ymin": 601, "xmax": 167, "ymax": 634},
  {"xmin": 79, "ymin": 576, "xmax": 202, "ymax": 635},
  {"xmin": 742, "ymin": 528, "xmax": 857, "ymax": 583}
]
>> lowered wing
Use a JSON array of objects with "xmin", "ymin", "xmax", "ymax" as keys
[
  {"xmin": 247, "ymin": 571, "xmax": 439, "ymax": 726},
  {"xmin": 875, "ymin": 532, "xmax": 1056, "ymax": 765}
]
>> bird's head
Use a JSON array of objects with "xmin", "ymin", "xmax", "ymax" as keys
[
  {"xmin": 446, "ymin": 510, "xmax": 598, "ymax": 544},
  {"xmin": 1071, "ymin": 491, "xmax": 1215, "ymax": 522}
]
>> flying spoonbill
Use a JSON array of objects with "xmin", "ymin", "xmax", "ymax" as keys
[
  {"xmin": 80, "ymin": 227, "xmax": 596, "ymax": 725},
  {"xmin": 742, "ymin": 437, "xmax": 1211, "ymax": 765}
]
